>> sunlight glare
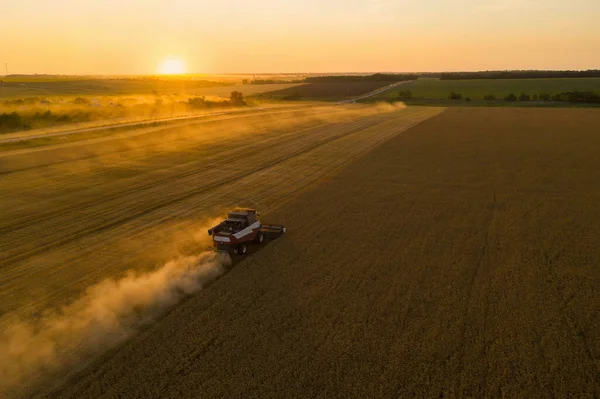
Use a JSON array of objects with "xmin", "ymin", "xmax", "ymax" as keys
[{"xmin": 157, "ymin": 57, "xmax": 187, "ymax": 75}]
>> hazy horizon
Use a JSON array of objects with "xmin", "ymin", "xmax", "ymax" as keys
[
  {"xmin": 3, "ymin": 69, "xmax": 600, "ymax": 78},
  {"xmin": 2, "ymin": 0, "xmax": 599, "ymax": 75}
]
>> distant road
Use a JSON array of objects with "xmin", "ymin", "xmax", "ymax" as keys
[{"xmin": 338, "ymin": 80, "xmax": 414, "ymax": 104}]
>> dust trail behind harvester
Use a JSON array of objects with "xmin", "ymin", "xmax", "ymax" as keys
[
  {"xmin": 0, "ymin": 102, "xmax": 406, "ymax": 175},
  {"xmin": 0, "ymin": 250, "xmax": 231, "ymax": 397},
  {"xmin": 0, "ymin": 102, "xmax": 408, "ymax": 396}
]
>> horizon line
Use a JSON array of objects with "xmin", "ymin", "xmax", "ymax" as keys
[{"xmin": 2, "ymin": 68, "xmax": 600, "ymax": 78}]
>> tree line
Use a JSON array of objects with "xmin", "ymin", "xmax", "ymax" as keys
[
  {"xmin": 440, "ymin": 70, "xmax": 600, "ymax": 80},
  {"xmin": 243, "ymin": 79, "xmax": 296, "ymax": 85},
  {"xmin": 447, "ymin": 91, "xmax": 600, "ymax": 103},
  {"xmin": 304, "ymin": 73, "xmax": 418, "ymax": 83},
  {"xmin": 0, "ymin": 110, "xmax": 75, "ymax": 132},
  {"xmin": 241, "ymin": 71, "xmax": 600, "ymax": 85}
]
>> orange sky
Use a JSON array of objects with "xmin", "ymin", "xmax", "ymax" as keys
[{"xmin": 1, "ymin": 0, "xmax": 599, "ymax": 74}]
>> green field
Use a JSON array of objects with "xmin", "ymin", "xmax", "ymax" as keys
[{"xmin": 374, "ymin": 78, "xmax": 600, "ymax": 101}]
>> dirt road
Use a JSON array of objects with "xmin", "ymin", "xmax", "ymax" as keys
[
  {"xmin": 44, "ymin": 107, "xmax": 600, "ymax": 398},
  {"xmin": 340, "ymin": 80, "xmax": 414, "ymax": 103}
]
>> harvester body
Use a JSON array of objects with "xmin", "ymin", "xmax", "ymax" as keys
[{"xmin": 208, "ymin": 208, "xmax": 285, "ymax": 254}]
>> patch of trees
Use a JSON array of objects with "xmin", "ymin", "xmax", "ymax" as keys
[
  {"xmin": 0, "ymin": 110, "xmax": 80, "ymax": 132},
  {"xmin": 500, "ymin": 91, "xmax": 600, "ymax": 103},
  {"xmin": 448, "ymin": 92, "xmax": 463, "ymax": 100},
  {"xmin": 229, "ymin": 91, "xmax": 246, "ymax": 105},
  {"xmin": 304, "ymin": 73, "xmax": 418, "ymax": 83},
  {"xmin": 539, "ymin": 93, "xmax": 551, "ymax": 101},
  {"xmin": 187, "ymin": 91, "xmax": 247, "ymax": 109},
  {"xmin": 31, "ymin": 110, "xmax": 72, "ymax": 122},
  {"xmin": 440, "ymin": 70, "xmax": 600, "ymax": 80},
  {"xmin": 551, "ymin": 91, "xmax": 600, "ymax": 103},
  {"xmin": 0, "ymin": 112, "xmax": 27, "ymax": 130}
]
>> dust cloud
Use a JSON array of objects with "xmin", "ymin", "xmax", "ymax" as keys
[
  {"xmin": 1, "ymin": 102, "xmax": 408, "ymax": 175},
  {"xmin": 0, "ymin": 101, "xmax": 408, "ymax": 396},
  {"xmin": 0, "ymin": 250, "xmax": 231, "ymax": 397}
]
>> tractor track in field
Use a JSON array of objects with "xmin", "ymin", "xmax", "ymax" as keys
[
  {"xmin": 0, "ymin": 117, "xmax": 388, "ymax": 269},
  {"xmin": 456, "ymin": 136, "xmax": 500, "ymax": 394}
]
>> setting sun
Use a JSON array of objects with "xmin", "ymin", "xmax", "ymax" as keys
[{"xmin": 157, "ymin": 57, "xmax": 186, "ymax": 75}]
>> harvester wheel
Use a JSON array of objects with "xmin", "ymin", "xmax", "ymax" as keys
[
  {"xmin": 239, "ymin": 243, "xmax": 248, "ymax": 255},
  {"xmin": 256, "ymin": 232, "xmax": 265, "ymax": 244}
]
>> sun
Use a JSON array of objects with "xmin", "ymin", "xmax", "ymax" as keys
[{"xmin": 157, "ymin": 57, "xmax": 187, "ymax": 75}]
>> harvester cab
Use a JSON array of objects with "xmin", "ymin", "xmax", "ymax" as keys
[{"xmin": 208, "ymin": 208, "xmax": 285, "ymax": 255}]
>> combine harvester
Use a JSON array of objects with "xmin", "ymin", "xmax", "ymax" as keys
[{"xmin": 208, "ymin": 208, "xmax": 286, "ymax": 255}]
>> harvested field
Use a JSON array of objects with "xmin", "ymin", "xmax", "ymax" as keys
[
  {"xmin": 39, "ymin": 107, "xmax": 600, "ymax": 398},
  {"xmin": 0, "ymin": 103, "xmax": 441, "ymax": 396},
  {"xmin": 262, "ymin": 81, "xmax": 399, "ymax": 100}
]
